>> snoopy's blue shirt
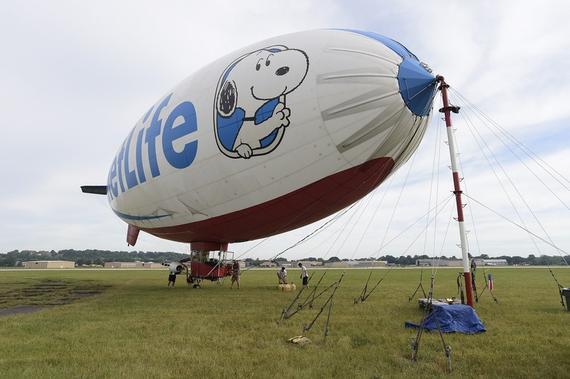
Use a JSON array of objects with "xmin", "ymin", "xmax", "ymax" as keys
[{"xmin": 217, "ymin": 98, "xmax": 280, "ymax": 152}]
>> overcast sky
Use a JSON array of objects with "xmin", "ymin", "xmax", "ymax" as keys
[{"xmin": 1, "ymin": 1, "xmax": 568, "ymax": 259}]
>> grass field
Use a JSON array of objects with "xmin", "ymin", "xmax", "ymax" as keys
[{"xmin": 0, "ymin": 267, "xmax": 568, "ymax": 378}]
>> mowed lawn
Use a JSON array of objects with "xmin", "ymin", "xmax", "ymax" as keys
[{"xmin": 0, "ymin": 267, "xmax": 568, "ymax": 378}]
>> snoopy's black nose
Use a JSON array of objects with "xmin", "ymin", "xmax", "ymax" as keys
[{"xmin": 275, "ymin": 66, "xmax": 289, "ymax": 76}]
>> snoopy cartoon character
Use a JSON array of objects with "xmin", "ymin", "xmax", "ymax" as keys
[{"xmin": 214, "ymin": 45, "xmax": 309, "ymax": 159}]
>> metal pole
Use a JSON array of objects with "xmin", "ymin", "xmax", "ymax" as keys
[{"xmin": 436, "ymin": 75, "xmax": 474, "ymax": 307}]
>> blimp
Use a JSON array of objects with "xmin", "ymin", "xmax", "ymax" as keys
[{"xmin": 82, "ymin": 29, "xmax": 437, "ymax": 255}]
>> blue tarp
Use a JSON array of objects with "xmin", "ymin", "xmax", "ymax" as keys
[{"xmin": 405, "ymin": 304, "xmax": 486, "ymax": 334}]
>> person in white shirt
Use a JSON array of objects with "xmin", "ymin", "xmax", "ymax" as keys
[{"xmin": 298, "ymin": 262, "xmax": 308, "ymax": 288}]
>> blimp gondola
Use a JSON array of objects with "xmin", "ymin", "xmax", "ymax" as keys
[{"xmin": 82, "ymin": 29, "xmax": 437, "ymax": 254}]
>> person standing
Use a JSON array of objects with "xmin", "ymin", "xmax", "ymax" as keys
[
  {"xmin": 298, "ymin": 262, "xmax": 308, "ymax": 288},
  {"xmin": 168, "ymin": 270, "xmax": 177, "ymax": 288},
  {"xmin": 231, "ymin": 260, "xmax": 241, "ymax": 289},
  {"xmin": 277, "ymin": 266, "xmax": 288, "ymax": 284}
]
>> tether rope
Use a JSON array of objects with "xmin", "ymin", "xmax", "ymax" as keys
[
  {"xmin": 456, "ymin": 100, "xmax": 545, "ymax": 256},
  {"xmin": 238, "ymin": 201, "xmax": 361, "ymax": 274},
  {"xmin": 350, "ymin": 176, "xmax": 396, "ymax": 258},
  {"xmin": 463, "ymin": 193, "xmax": 569, "ymax": 258},
  {"xmin": 372, "ymin": 147, "xmax": 419, "ymax": 258},
  {"xmin": 453, "ymin": 92, "xmax": 566, "ymax": 257},
  {"xmin": 452, "ymin": 92, "xmax": 569, "ymax": 210},
  {"xmin": 450, "ymin": 88, "xmax": 570, "ymax": 189},
  {"xmin": 320, "ymin": 196, "xmax": 369, "ymax": 260},
  {"xmin": 455, "ymin": 95, "xmax": 568, "ymax": 266},
  {"xmin": 372, "ymin": 195, "xmax": 454, "ymax": 258}
]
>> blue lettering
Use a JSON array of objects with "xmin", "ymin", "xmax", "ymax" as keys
[
  {"xmin": 162, "ymin": 102, "xmax": 198, "ymax": 169},
  {"xmin": 124, "ymin": 130, "xmax": 138, "ymax": 189},
  {"xmin": 143, "ymin": 105, "xmax": 154, "ymax": 123},
  {"xmin": 107, "ymin": 156, "xmax": 118, "ymax": 198},
  {"xmin": 116, "ymin": 142, "xmax": 126, "ymax": 193},
  {"xmin": 110, "ymin": 94, "xmax": 201, "ymax": 199},
  {"xmin": 146, "ymin": 94, "xmax": 172, "ymax": 178},
  {"xmin": 135, "ymin": 128, "xmax": 146, "ymax": 184}
]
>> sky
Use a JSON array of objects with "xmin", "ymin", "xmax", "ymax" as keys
[{"xmin": 1, "ymin": 1, "xmax": 569, "ymax": 259}]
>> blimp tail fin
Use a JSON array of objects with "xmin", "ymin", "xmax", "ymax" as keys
[{"xmin": 80, "ymin": 185, "xmax": 108, "ymax": 195}]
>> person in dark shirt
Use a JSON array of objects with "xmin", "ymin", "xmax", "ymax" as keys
[{"xmin": 231, "ymin": 261, "xmax": 241, "ymax": 289}]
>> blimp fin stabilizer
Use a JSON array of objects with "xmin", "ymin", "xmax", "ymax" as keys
[{"xmin": 81, "ymin": 185, "xmax": 108, "ymax": 195}]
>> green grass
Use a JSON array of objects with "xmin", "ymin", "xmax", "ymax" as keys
[{"xmin": 0, "ymin": 267, "xmax": 568, "ymax": 378}]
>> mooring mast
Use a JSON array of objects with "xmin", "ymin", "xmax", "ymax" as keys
[{"xmin": 437, "ymin": 75, "xmax": 474, "ymax": 307}]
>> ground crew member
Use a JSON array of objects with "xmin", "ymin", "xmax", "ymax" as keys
[
  {"xmin": 168, "ymin": 271, "xmax": 177, "ymax": 288},
  {"xmin": 298, "ymin": 262, "xmax": 308, "ymax": 288},
  {"xmin": 231, "ymin": 260, "xmax": 241, "ymax": 289},
  {"xmin": 277, "ymin": 267, "xmax": 288, "ymax": 284}
]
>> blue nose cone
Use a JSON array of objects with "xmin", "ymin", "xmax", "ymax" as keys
[
  {"xmin": 343, "ymin": 30, "xmax": 437, "ymax": 117},
  {"xmin": 397, "ymin": 59, "xmax": 437, "ymax": 117}
]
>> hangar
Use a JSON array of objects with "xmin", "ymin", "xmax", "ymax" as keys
[{"xmin": 23, "ymin": 260, "xmax": 75, "ymax": 269}]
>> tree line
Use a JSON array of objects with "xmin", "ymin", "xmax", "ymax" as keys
[
  {"xmin": 0, "ymin": 249, "xmax": 187, "ymax": 267},
  {"xmin": 244, "ymin": 254, "xmax": 569, "ymax": 266},
  {"xmin": 0, "ymin": 249, "xmax": 567, "ymax": 267}
]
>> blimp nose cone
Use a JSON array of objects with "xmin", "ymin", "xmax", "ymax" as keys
[
  {"xmin": 317, "ymin": 29, "xmax": 438, "ymax": 164},
  {"xmin": 397, "ymin": 59, "xmax": 437, "ymax": 117},
  {"xmin": 342, "ymin": 30, "xmax": 437, "ymax": 117}
]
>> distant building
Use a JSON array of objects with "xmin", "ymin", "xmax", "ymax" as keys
[
  {"xmin": 104, "ymin": 262, "xmax": 137, "ymax": 268},
  {"xmin": 474, "ymin": 259, "xmax": 508, "ymax": 266},
  {"xmin": 416, "ymin": 259, "xmax": 463, "ymax": 267},
  {"xmin": 323, "ymin": 260, "xmax": 386, "ymax": 268},
  {"xmin": 142, "ymin": 262, "xmax": 164, "ymax": 269},
  {"xmin": 294, "ymin": 261, "xmax": 323, "ymax": 267},
  {"xmin": 323, "ymin": 261, "xmax": 348, "ymax": 268},
  {"xmin": 104, "ymin": 261, "xmax": 164, "ymax": 268},
  {"xmin": 129, "ymin": 261, "xmax": 164, "ymax": 269},
  {"xmin": 23, "ymin": 260, "xmax": 75, "ymax": 269},
  {"xmin": 260, "ymin": 261, "xmax": 276, "ymax": 268}
]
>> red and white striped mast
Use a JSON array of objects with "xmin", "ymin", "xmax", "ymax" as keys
[{"xmin": 436, "ymin": 75, "xmax": 474, "ymax": 307}]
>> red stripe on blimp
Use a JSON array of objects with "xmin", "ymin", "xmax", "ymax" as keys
[{"xmin": 142, "ymin": 157, "xmax": 395, "ymax": 249}]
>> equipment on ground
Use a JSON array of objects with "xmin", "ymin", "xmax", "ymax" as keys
[
  {"xmin": 456, "ymin": 272, "xmax": 466, "ymax": 304},
  {"xmin": 287, "ymin": 336, "xmax": 311, "ymax": 346},
  {"xmin": 561, "ymin": 288, "xmax": 570, "ymax": 311},
  {"xmin": 303, "ymin": 273, "xmax": 344, "ymax": 340},
  {"xmin": 409, "ymin": 275, "xmax": 453, "ymax": 373},
  {"xmin": 280, "ymin": 273, "xmax": 326, "ymax": 321},
  {"xmin": 471, "ymin": 260, "xmax": 479, "ymax": 303},
  {"xmin": 406, "ymin": 303, "xmax": 486, "ymax": 334},
  {"xmin": 300, "ymin": 272, "xmax": 326, "ymax": 309},
  {"xmin": 278, "ymin": 283, "xmax": 297, "ymax": 292},
  {"xmin": 279, "ymin": 285, "xmax": 306, "ymax": 323},
  {"xmin": 418, "ymin": 298, "xmax": 460, "ymax": 308},
  {"xmin": 409, "ymin": 269, "xmax": 427, "ymax": 302},
  {"xmin": 181, "ymin": 251, "xmax": 234, "ymax": 287},
  {"xmin": 478, "ymin": 271, "xmax": 499, "ymax": 303},
  {"xmin": 547, "ymin": 266, "xmax": 567, "ymax": 309},
  {"xmin": 354, "ymin": 271, "xmax": 387, "ymax": 304}
]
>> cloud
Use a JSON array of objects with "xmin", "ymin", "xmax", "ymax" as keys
[{"xmin": 0, "ymin": 1, "xmax": 568, "ymax": 259}]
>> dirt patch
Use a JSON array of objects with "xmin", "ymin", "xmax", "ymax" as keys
[
  {"xmin": 0, "ymin": 279, "xmax": 109, "ymax": 317},
  {"xmin": 0, "ymin": 305, "xmax": 46, "ymax": 317}
]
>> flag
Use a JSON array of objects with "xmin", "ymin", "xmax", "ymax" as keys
[{"xmin": 487, "ymin": 273, "xmax": 494, "ymax": 291}]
